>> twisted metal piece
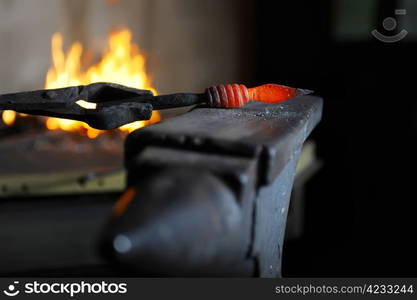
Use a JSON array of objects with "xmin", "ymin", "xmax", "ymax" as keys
[
  {"xmin": 205, "ymin": 83, "xmax": 311, "ymax": 108},
  {"xmin": 206, "ymin": 84, "xmax": 248, "ymax": 108}
]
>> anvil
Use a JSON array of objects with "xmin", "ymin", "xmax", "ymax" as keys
[{"xmin": 100, "ymin": 93, "xmax": 322, "ymax": 277}]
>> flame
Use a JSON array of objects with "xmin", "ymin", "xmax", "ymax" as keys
[
  {"xmin": 2, "ymin": 110, "xmax": 16, "ymax": 126},
  {"xmin": 43, "ymin": 28, "xmax": 160, "ymax": 137}
]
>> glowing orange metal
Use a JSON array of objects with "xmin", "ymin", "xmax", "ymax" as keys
[{"xmin": 206, "ymin": 83, "xmax": 308, "ymax": 108}]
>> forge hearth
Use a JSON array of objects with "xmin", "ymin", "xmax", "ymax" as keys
[
  {"xmin": 0, "ymin": 94, "xmax": 322, "ymax": 277},
  {"xmin": 0, "ymin": 129, "xmax": 126, "ymax": 197}
]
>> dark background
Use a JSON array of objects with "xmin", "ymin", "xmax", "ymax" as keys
[{"xmin": 253, "ymin": 0, "xmax": 416, "ymax": 276}]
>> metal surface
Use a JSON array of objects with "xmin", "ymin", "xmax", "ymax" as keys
[{"xmin": 101, "ymin": 95, "xmax": 322, "ymax": 277}]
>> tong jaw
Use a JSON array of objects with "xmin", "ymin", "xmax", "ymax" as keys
[{"xmin": 0, "ymin": 83, "xmax": 154, "ymax": 130}]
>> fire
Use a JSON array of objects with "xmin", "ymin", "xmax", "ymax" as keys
[
  {"xmin": 1, "ymin": 28, "xmax": 159, "ymax": 136},
  {"xmin": 1, "ymin": 110, "xmax": 16, "ymax": 126}
]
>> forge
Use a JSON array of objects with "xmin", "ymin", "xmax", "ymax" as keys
[{"xmin": 0, "ymin": 7, "xmax": 321, "ymax": 276}]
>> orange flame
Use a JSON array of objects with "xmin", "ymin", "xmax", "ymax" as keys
[
  {"xmin": 1, "ymin": 110, "xmax": 16, "ymax": 126},
  {"xmin": 43, "ymin": 28, "xmax": 159, "ymax": 137}
]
